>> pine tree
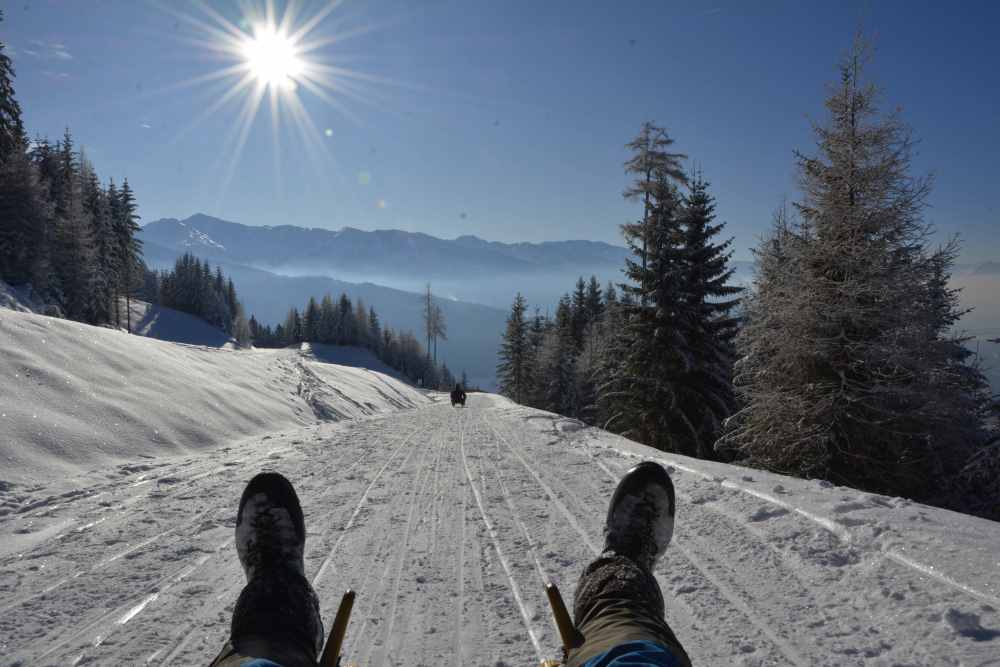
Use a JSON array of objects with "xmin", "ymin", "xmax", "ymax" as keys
[
  {"xmin": 0, "ymin": 11, "xmax": 25, "ymax": 165},
  {"xmin": 611, "ymin": 174, "xmax": 692, "ymax": 450},
  {"xmin": 431, "ymin": 304, "xmax": 447, "ymax": 363},
  {"xmin": 52, "ymin": 131, "xmax": 94, "ymax": 321},
  {"xmin": 354, "ymin": 298, "xmax": 369, "ymax": 347},
  {"xmin": 304, "ymin": 296, "xmax": 321, "ymax": 342},
  {"xmin": 623, "ymin": 122, "xmax": 687, "ymax": 304},
  {"xmin": 319, "ymin": 294, "xmax": 337, "ymax": 343},
  {"xmin": 115, "ymin": 178, "xmax": 142, "ymax": 332},
  {"xmin": 570, "ymin": 276, "xmax": 588, "ymax": 349},
  {"xmin": 0, "ymin": 137, "xmax": 50, "ymax": 285},
  {"xmin": 80, "ymin": 160, "xmax": 114, "ymax": 323},
  {"xmin": 497, "ymin": 293, "xmax": 530, "ymax": 403},
  {"xmin": 722, "ymin": 37, "xmax": 991, "ymax": 503},
  {"xmin": 585, "ymin": 275, "xmax": 604, "ymax": 324},
  {"xmin": 367, "ymin": 307, "xmax": 381, "ymax": 355},
  {"xmin": 337, "ymin": 294, "xmax": 352, "ymax": 344},
  {"xmin": 536, "ymin": 295, "xmax": 577, "ymax": 416},
  {"xmin": 676, "ymin": 173, "xmax": 742, "ymax": 458}
]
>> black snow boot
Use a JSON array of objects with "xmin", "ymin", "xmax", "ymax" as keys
[
  {"xmin": 230, "ymin": 472, "xmax": 323, "ymax": 667},
  {"xmin": 602, "ymin": 461, "xmax": 675, "ymax": 573}
]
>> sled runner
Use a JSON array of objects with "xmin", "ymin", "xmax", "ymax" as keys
[{"xmin": 320, "ymin": 590, "xmax": 356, "ymax": 667}]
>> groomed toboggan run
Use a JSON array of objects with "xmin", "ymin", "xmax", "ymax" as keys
[{"xmin": 1, "ymin": 306, "xmax": 999, "ymax": 666}]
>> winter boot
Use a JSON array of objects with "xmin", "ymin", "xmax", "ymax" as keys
[
  {"xmin": 602, "ymin": 461, "xmax": 675, "ymax": 572},
  {"xmin": 229, "ymin": 472, "xmax": 323, "ymax": 667}
]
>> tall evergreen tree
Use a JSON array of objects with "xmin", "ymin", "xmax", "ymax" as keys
[
  {"xmin": 570, "ymin": 276, "xmax": 588, "ymax": 349},
  {"xmin": 585, "ymin": 275, "xmax": 604, "ymax": 324},
  {"xmin": 304, "ymin": 296, "xmax": 321, "ymax": 342},
  {"xmin": 497, "ymin": 293, "xmax": 530, "ymax": 403},
  {"xmin": 115, "ymin": 178, "xmax": 142, "ymax": 332},
  {"xmin": 0, "ymin": 138, "xmax": 50, "ymax": 284},
  {"xmin": 537, "ymin": 295, "xmax": 578, "ymax": 416},
  {"xmin": 0, "ymin": 10, "xmax": 25, "ymax": 164},
  {"xmin": 623, "ymin": 122, "xmax": 687, "ymax": 304},
  {"xmin": 676, "ymin": 174, "xmax": 742, "ymax": 457},
  {"xmin": 722, "ymin": 37, "xmax": 991, "ymax": 504},
  {"xmin": 611, "ymin": 174, "xmax": 693, "ymax": 450}
]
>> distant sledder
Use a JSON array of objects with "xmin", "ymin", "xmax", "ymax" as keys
[
  {"xmin": 450, "ymin": 383, "xmax": 466, "ymax": 407},
  {"xmin": 210, "ymin": 462, "xmax": 691, "ymax": 667}
]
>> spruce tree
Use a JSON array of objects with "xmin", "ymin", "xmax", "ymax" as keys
[
  {"xmin": 612, "ymin": 175, "xmax": 693, "ymax": 451},
  {"xmin": 585, "ymin": 275, "xmax": 604, "ymax": 324},
  {"xmin": 570, "ymin": 276, "xmax": 588, "ymax": 349},
  {"xmin": 368, "ymin": 307, "xmax": 381, "ymax": 354},
  {"xmin": 115, "ymin": 179, "xmax": 142, "ymax": 332},
  {"xmin": 723, "ymin": 37, "xmax": 991, "ymax": 503},
  {"xmin": 304, "ymin": 296, "xmax": 321, "ymax": 342},
  {"xmin": 497, "ymin": 293, "xmax": 530, "ymax": 403},
  {"xmin": 0, "ymin": 11, "xmax": 25, "ymax": 164},
  {"xmin": 0, "ymin": 138, "xmax": 50, "ymax": 284},
  {"xmin": 537, "ymin": 295, "xmax": 577, "ymax": 416},
  {"xmin": 677, "ymin": 174, "xmax": 742, "ymax": 457},
  {"xmin": 319, "ymin": 294, "xmax": 337, "ymax": 343}
]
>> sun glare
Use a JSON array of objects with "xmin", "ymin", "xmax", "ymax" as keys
[
  {"xmin": 243, "ymin": 26, "xmax": 303, "ymax": 88},
  {"xmin": 157, "ymin": 0, "xmax": 392, "ymax": 200}
]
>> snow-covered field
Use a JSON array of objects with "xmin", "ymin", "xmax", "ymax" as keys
[{"xmin": 2, "ymin": 308, "xmax": 999, "ymax": 666}]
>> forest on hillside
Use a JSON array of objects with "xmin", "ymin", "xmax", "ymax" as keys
[{"xmin": 497, "ymin": 37, "xmax": 999, "ymax": 521}]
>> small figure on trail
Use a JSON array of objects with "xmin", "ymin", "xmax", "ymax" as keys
[
  {"xmin": 210, "ymin": 461, "xmax": 690, "ymax": 666},
  {"xmin": 450, "ymin": 383, "xmax": 466, "ymax": 407}
]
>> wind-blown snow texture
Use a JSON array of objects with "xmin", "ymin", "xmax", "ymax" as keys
[{"xmin": 1, "ymin": 311, "xmax": 999, "ymax": 665}]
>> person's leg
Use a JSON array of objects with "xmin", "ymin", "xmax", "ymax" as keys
[
  {"xmin": 210, "ymin": 472, "xmax": 324, "ymax": 667},
  {"xmin": 564, "ymin": 462, "xmax": 691, "ymax": 667}
]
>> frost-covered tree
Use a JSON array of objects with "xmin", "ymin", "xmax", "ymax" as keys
[
  {"xmin": 536, "ymin": 295, "xmax": 578, "ymax": 416},
  {"xmin": 722, "ymin": 37, "xmax": 991, "ymax": 504}
]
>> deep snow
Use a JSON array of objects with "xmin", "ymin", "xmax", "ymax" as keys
[{"xmin": 1, "ymin": 307, "xmax": 999, "ymax": 666}]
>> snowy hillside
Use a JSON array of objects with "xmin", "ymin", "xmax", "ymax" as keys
[
  {"xmin": 2, "ymin": 310, "xmax": 999, "ymax": 666},
  {"xmin": 0, "ymin": 308, "xmax": 426, "ymax": 491}
]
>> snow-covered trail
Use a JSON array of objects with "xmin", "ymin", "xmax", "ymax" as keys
[{"xmin": 3, "ymin": 394, "xmax": 999, "ymax": 666}]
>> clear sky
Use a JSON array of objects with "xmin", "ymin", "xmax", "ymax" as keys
[{"xmin": 3, "ymin": 0, "xmax": 998, "ymax": 260}]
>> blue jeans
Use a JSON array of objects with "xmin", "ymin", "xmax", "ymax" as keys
[{"xmin": 582, "ymin": 640, "xmax": 685, "ymax": 667}]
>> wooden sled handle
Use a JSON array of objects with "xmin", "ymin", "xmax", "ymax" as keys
[
  {"xmin": 320, "ymin": 589, "xmax": 356, "ymax": 667},
  {"xmin": 545, "ymin": 583, "xmax": 584, "ymax": 651}
]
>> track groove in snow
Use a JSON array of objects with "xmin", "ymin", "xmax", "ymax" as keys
[{"xmin": 3, "ymin": 394, "xmax": 999, "ymax": 666}]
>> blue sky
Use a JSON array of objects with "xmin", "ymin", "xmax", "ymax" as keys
[{"xmin": 3, "ymin": 0, "xmax": 998, "ymax": 260}]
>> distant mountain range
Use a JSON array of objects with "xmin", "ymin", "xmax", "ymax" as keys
[
  {"xmin": 140, "ymin": 239, "xmax": 506, "ymax": 389},
  {"xmin": 141, "ymin": 214, "xmax": 637, "ymax": 309},
  {"xmin": 140, "ymin": 214, "xmax": 999, "ymax": 391}
]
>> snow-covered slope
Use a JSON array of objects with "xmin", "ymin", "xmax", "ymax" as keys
[
  {"xmin": 1, "ymin": 311, "xmax": 999, "ymax": 666},
  {"xmin": 0, "ymin": 308, "xmax": 426, "ymax": 492},
  {"xmin": 125, "ymin": 299, "xmax": 236, "ymax": 348}
]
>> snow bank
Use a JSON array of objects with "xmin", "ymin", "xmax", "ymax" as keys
[
  {"xmin": 0, "ymin": 308, "xmax": 427, "ymax": 491},
  {"xmin": 125, "ymin": 299, "xmax": 235, "ymax": 347},
  {"xmin": 0, "ymin": 280, "xmax": 48, "ymax": 315}
]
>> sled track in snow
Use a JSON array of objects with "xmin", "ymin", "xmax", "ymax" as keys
[
  {"xmin": 483, "ymin": 412, "xmax": 811, "ymax": 665},
  {"xmin": 7, "ymin": 395, "xmax": 998, "ymax": 666}
]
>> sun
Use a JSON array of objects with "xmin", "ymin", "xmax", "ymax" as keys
[
  {"xmin": 242, "ymin": 25, "xmax": 303, "ymax": 88},
  {"xmin": 155, "ymin": 0, "xmax": 393, "ymax": 201}
]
